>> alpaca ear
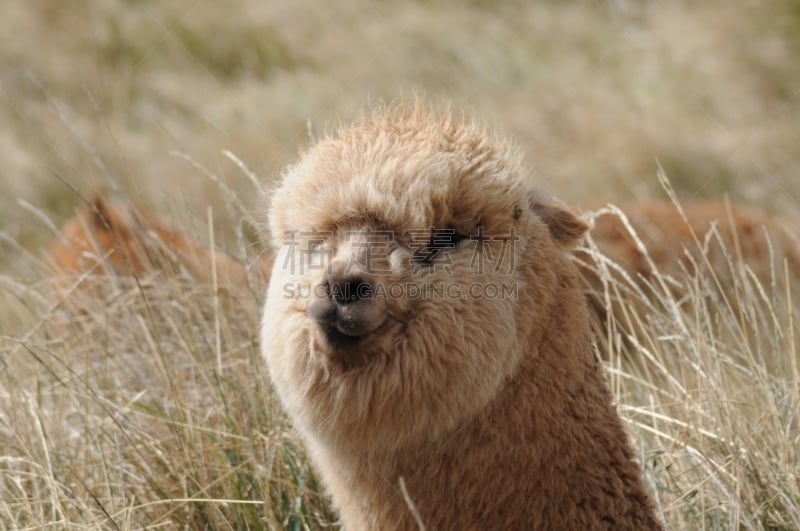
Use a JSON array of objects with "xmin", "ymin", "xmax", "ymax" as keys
[{"xmin": 529, "ymin": 194, "xmax": 589, "ymax": 248}]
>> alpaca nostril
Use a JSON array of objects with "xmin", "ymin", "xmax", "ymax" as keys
[{"xmin": 330, "ymin": 276, "xmax": 374, "ymax": 305}]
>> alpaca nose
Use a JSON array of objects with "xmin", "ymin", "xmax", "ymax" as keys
[
  {"xmin": 308, "ymin": 274, "xmax": 379, "ymax": 338},
  {"xmin": 330, "ymin": 276, "xmax": 374, "ymax": 305}
]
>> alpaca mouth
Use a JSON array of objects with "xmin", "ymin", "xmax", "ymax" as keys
[
  {"xmin": 316, "ymin": 324, "xmax": 372, "ymax": 371},
  {"xmin": 320, "ymin": 324, "xmax": 364, "ymax": 350}
]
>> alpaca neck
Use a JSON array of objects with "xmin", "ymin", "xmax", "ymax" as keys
[{"xmin": 324, "ymin": 284, "xmax": 660, "ymax": 529}]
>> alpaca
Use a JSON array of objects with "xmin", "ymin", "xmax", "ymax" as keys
[
  {"xmin": 580, "ymin": 200, "xmax": 799, "ymax": 285},
  {"xmin": 260, "ymin": 105, "xmax": 662, "ymax": 529},
  {"xmin": 575, "ymin": 200, "xmax": 800, "ymax": 341},
  {"xmin": 45, "ymin": 196, "xmax": 268, "ymax": 294}
]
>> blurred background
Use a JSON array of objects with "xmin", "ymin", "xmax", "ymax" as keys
[
  {"xmin": 3, "ymin": 3, "xmax": 800, "ymax": 527},
  {"xmin": 1, "ymin": 0, "xmax": 799, "ymax": 267}
]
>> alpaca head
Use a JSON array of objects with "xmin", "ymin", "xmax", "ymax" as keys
[{"xmin": 261, "ymin": 105, "xmax": 588, "ymax": 455}]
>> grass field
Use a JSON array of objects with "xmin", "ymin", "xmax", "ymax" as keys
[{"xmin": 1, "ymin": 1, "xmax": 799, "ymax": 528}]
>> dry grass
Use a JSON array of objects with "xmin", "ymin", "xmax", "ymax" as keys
[
  {"xmin": 1, "ymin": 280, "xmax": 337, "ymax": 529},
  {"xmin": 1, "ymin": 0, "xmax": 799, "ymax": 529},
  {"xmin": 581, "ymin": 175, "xmax": 800, "ymax": 529}
]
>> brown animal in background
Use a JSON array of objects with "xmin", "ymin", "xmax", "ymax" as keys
[
  {"xmin": 260, "ymin": 105, "xmax": 662, "ymax": 529},
  {"xmin": 582, "ymin": 200, "xmax": 799, "ymax": 283},
  {"xmin": 45, "ymin": 196, "xmax": 269, "ymax": 294},
  {"xmin": 575, "ymin": 200, "xmax": 800, "ymax": 335}
]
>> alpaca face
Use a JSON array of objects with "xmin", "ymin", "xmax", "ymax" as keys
[
  {"xmin": 283, "ymin": 220, "xmax": 514, "ymax": 371},
  {"xmin": 261, "ymin": 109, "xmax": 584, "ymax": 454}
]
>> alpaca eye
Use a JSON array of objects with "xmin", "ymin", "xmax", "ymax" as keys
[
  {"xmin": 431, "ymin": 228, "xmax": 469, "ymax": 249},
  {"xmin": 413, "ymin": 228, "xmax": 469, "ymax": 265}
]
